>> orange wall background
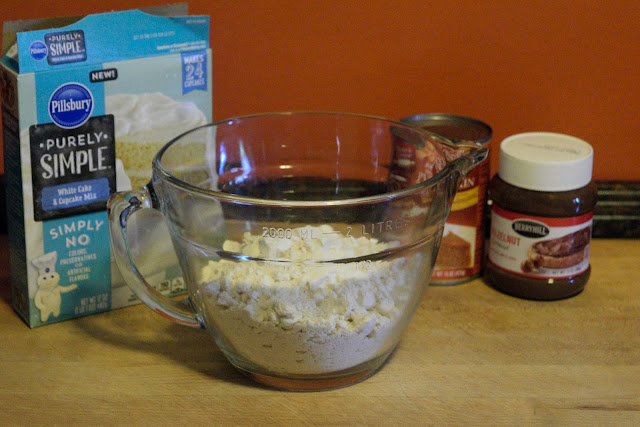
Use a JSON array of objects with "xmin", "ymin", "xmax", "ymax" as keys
[{"xmin": 2, "ymin": 0, "xmax": 639, "ymax": 180}]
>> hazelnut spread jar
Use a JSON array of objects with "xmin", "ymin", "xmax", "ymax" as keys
[{"xmin": 485, "ymin": 132, "xmax": 597, "ymax": 300}]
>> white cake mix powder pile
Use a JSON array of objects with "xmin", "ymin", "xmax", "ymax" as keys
[{"xmin": 199, "ymin": 225, "xmax": 424, "ymax": 375}]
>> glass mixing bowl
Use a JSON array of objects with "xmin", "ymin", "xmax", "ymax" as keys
[{"xmin": 108, "ymin": 112, "xmax": 487, "ymax": 390}]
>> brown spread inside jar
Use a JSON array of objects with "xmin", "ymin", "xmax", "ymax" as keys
[{"xmin": 485, "ymin": 176, "xmax": 597, "ymax": 300}]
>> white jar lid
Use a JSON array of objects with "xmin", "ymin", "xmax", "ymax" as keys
[{"xmin": 499, "ymin": 132, "xmax": 593, "ymax": 192}]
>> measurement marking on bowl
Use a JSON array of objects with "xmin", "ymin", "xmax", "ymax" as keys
[
  {"xmin": 261, "ymin": 227, "xmax": 294, "ymax": 239},
  {"xmin": 362, "ymin": 218, "xmax": 411, "ymax": 236},
  {"xmin": 322, "ymin": 229, "xmax": 345, "ymax": 236},
  {"xmin": 261, "ymin": 226, "xmax": 353, "ymax": 240},
  {"xmin": 260, "ymin": 218, "xmax": 412, "ymax": 241}
]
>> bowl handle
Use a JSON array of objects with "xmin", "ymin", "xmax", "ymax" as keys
[{"xmin": 107, "ymin": 186, "xmax": 202, "ymax": 327}]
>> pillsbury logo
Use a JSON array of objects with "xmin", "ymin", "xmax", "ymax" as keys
[
  {"xmin": 48, "ymin": 83, "xmax": 93, "ymax": 129},
  {"xmin": 29, "ymin": 41, "xmax": 48, "ymax": 61}
]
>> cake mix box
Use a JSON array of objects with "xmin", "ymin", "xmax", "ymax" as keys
[{"xmin": 1, "ymin": 5, "xmax": 212, "ymax": 327}]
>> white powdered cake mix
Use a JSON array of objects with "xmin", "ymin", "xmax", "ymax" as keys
[{"xmin": 200, "ymin": 225, "xmax": 425, "ymax": 375}]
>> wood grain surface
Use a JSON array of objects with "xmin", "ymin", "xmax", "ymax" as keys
[{"xmin": 1, "ymin": 235, "xmax": 639, "ymax": 425}]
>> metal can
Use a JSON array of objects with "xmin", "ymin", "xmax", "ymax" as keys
[{"xmin": 401, "ymin": 113, "xmax": 492, "ymax": 285}]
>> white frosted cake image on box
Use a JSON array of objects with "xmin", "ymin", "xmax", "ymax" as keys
[{"xmin": 106, "ymin": 92, "xmax": 207, "ymax": 189}]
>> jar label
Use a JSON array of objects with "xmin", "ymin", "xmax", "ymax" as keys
[{"xmin": 488, "ymin": 205, "xmax": 592, "ymax": 278}]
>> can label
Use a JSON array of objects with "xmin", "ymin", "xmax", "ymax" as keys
[
  {"xmin": 488, "ymin": 205, "xmax": 592, "ymax": 278},
  {"xmin": 431, "ymin": 159, "xmax": 488, "ymax": 283}
]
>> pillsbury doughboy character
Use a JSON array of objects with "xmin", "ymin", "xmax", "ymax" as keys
[{"xmin": 31, "ymin": 251, "xmax": 77, "ymax": 323}]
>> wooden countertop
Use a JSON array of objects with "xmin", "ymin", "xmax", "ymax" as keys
[{"xmin": 1, "ymin": 234, "xmax": 639, "ymax": 425}]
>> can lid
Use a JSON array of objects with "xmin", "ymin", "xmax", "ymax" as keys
[
  {"xmin": 401, "ymin": 113, "xmax": 492, "ymax": 144},
  {"xmin": 499, "ymin": 132, "xmax": 593, "ymax": 192}
]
